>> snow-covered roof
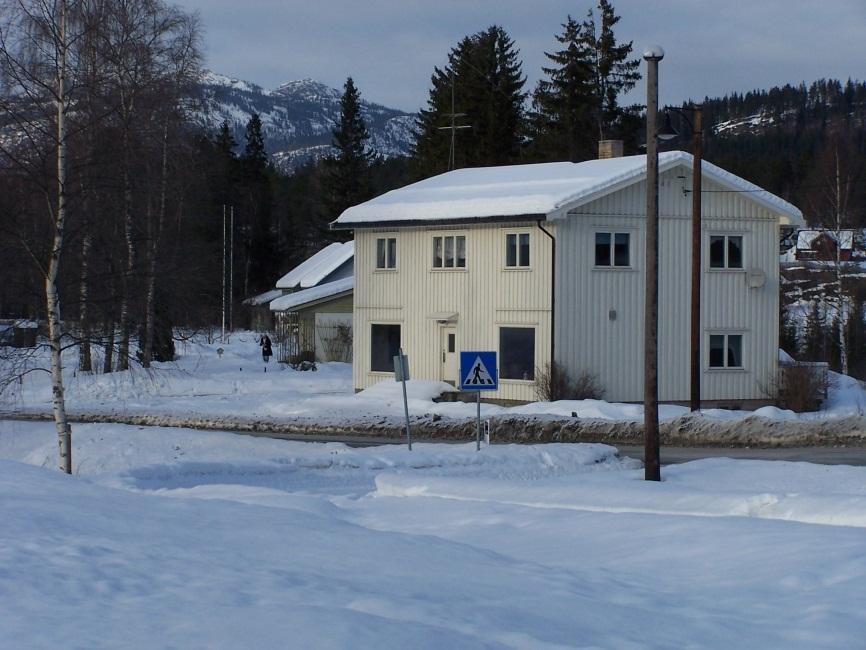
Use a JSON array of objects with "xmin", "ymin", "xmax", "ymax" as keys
[
  {"xmin": 275, "ymin": 242, "xmax": 354, "ymax": 290},
  {"xmin": 796, "ymin": 229, "xmax": 854, "ymax": 250},
  {"xmin": 334, "ymin": 152, "xmax": 803, "ymax": 227},
  {"xmin": 242, "ymin": 289, "xmax": 283, "ymax": 306},
  {"xmin": 270, "ymin": 277, "xmax": 353, "ymax": 312}
]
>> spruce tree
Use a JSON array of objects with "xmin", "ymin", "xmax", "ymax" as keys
[
  {"xmin": 529, "ymin": 15, "xmax": 596, "ymax": 162},
  {"xmin": 412, "ymin": 25, "xmax": 526, "ymax": 177},
  {"xmin": 581, "ymin": 0, "xmax": 641, "ymax": 140},
  {"xmin": 212, "ymin": 120, "xmax": 238, "ymax": 207},
  {"xmin": 780, "ymin": 303, "xmax": 799, "ymax": 357},
  {"xmin": 324, "ymin": 76, "xmax": 375, "ymax": 223},
  {"xmin": 802, "ymin": 301, "xmax": 828, "ymax": 362},
  {"xmin": 241, "ymin": 113, "xmax": 268, "ymax": 176},
  {"xmin": 239, "ymin": 113, "xmax": 276, "ymax": 295},
  {"xmin": 846, "ymin": 294, "xmax": 866, "ymax": 379}
]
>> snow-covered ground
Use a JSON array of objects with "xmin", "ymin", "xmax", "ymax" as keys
[
  {"xmin": 3, "ymin": 332, "xmax": 866, "ymax": 425},
  {"xmin": 2, "ymin": 419, "xmax": 866, "ymax": 648}
]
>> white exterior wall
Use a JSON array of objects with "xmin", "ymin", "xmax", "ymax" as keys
[
  {"xmin": 353, "ymin": 222, "xmax": 553, "ymax": 401},
  {"xmin": 555, "ymin": 164, "xmax": 780, "ymax": 403}
]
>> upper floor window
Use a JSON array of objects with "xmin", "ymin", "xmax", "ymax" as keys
[
  {"xmin": 376, "ymin": 237, "xmax": 397, "ymax": 269},
  {"xmin": 505, "ymin": 233, "xmax": 531, "ymax": 267},
  {"xmin": 433, "ymin": 235, "xmax": 466, "ymax": 268},
  {"xmin": 709, "ymin": 235, "xmax": 743, "ymax": 269},
  {"xmin": 595, "ymin": 232, "xmax": 630, "ymax": 267}
]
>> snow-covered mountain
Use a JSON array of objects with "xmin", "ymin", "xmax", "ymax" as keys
[{"xmin": 195, "ymin": 71, "xmax": 416, "ymax": 173}]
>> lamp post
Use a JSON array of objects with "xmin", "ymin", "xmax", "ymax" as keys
[
  {"xmin": 643, "ymin": 45, "xmax": 664, "ymax": 482},
  {"xmin": 659, "ymin": 105, "xmax": 704, "ymax": 412}
]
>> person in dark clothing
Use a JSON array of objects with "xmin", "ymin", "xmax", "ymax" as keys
[{"xmin": 259, "ymin": 333, "xmax": 273, "ymax": 363}]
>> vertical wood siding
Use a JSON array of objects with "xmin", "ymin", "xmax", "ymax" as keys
[
  {"xmin": 354, "ymin": 222, "xmax": 553, "ymax": 401},
  {"xmin": 556, "ymin": 164, "xmax": 781, "ymax": 402}
]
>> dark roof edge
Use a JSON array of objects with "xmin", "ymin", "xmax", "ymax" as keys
[
  {"xmin": 271, "ymin": 288, "xmax": 353, "ymax": 313},
  {"xmin": 330, "ymin": 213, "xmax": 548, "ymax": 230}
]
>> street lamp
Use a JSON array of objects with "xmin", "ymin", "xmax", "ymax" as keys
[
  {"xmin": 660, "ymin": 106, "xmax": 704, "ymax": 413},
  {"xmin": 643, "ymin": 45, "xmax": 664, "ymax": 482}
]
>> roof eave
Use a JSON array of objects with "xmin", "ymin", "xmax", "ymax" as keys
[
  {"xmin": 330, "ymin": 213, "xmax": 548, "ymax": 230},
  {"xmin": 270, "ymin": 289, "xmax": 353, "ymax": 313}
]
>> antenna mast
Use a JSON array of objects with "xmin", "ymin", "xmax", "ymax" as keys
[{"xmin": 437, "ymin": 69, "xmax": 471, "ymax": 170}]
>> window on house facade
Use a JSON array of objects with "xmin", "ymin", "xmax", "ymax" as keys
[
  {"xmin": 595, "ymin": 232, "xmax": 631, "ymax": 267},
  {"xmin": 499, "ymin": 327, "xmax": 535, "ymax": 380},
  {"xmin": 505, "ymin": 232, "xmax": 531, "ymax": 267},
  {"xmin": 433, "ymin": 235, "xmax": 466, "ymax": 268},
  {"xmin": 709, "ymin": 235, "xmax": 743, "ymax": 269},
  {"xmin": 708, "ymin": 333, "xmax": 743, "ymax": 369},
  {"xmin": 376, "ymin": 237, "xmax": 397, "ymax": 269},
  {"xmin": 371, "ymin": 324, "xmax": 400, "ymax": 371}
]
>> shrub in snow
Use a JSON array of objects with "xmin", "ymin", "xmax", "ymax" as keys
[
  {"xmin": 535, "ymin": 362, "xmax": 605, "ymax": 402},
  {"xmin": 769, "ymin": 362, "xmax": 830, "ymax": 412}
]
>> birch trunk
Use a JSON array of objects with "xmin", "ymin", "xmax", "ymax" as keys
[
  {"xmin": 77, "ymin": 231, "xmax": 93, "ymax": 372},
  {"xmin": 142, "ymin": 123, "xmax": 169, "ymax": 367},
  {"xmin": 103, "ymin": 317, "xmax": 115, "ymax": 374},
  {"xmin": 49, "ymin": 0, "xmax": 72, "ymax": 474},
  {"xmin": 118, "ymin": 128, "xmax": 135, "ymax": 371},
  {"xmin": 835, "ymin": 148, "xmax": 848, "ymax": 376}
]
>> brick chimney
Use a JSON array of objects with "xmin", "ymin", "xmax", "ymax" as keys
[{"xmin": 598, "ymin": 140, "xmax": 624, "ymax": 159}]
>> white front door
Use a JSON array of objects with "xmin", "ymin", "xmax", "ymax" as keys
[{"xmin": 441, "ymin": 326, "xmax": 457, "ymax": 384}]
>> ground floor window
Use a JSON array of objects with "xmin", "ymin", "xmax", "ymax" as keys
[
  {"xmin": 709, "ymin": 333, "xmax": 743, "ymax": 368},
  {"xmin": 499, "ymin": 327, "xmax": 535, "ymax": 380},
  {"xmin": 371, "ymin": 324, "xmax": 400, "ymax": 372}
]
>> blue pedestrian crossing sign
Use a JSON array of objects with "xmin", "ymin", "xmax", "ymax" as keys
[{"xmin": 460, "ymin": 351, "xmax": 498, "ymax": 391}]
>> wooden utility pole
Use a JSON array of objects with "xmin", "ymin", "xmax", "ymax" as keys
[
  {"xmin": 643, "ymin": 46, "xmax": 664, "ymax": 482},
  {"xmin": 690, "ymin": 105, "xmax": 703, "ymax": 412}
]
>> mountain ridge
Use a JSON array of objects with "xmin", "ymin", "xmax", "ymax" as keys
[{"xmin": 195, "ymin": 70, "xmax": 416, "ymax": 173}]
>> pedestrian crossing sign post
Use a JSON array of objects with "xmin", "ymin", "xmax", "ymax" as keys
[
  {"xmin": 459, "ymin": 351, "xmax": 497, "ymax": 451},
  {"xmin": 459, "ymin": 351, "xmax": 498, "ymax": 391}
]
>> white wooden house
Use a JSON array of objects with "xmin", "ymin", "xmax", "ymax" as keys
[
  {"xmin": 268, "ymin": 242, "xmax": 354, "ymax": 362},
  {"xmin": 333, "ymin": 151, "xmax": 803, "ymax": 405}
]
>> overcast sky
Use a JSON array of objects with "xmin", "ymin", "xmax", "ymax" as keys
[{"xmin": 176, "ymin": 0, "xmax": 866, "ymax": 113}]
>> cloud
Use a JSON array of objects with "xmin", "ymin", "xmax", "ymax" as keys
[{"xmin": 178, "ymin": 0, "xmax": 866, "ymax": 111}]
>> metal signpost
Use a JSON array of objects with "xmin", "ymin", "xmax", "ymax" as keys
[
  {"xmin": 459, "ymin": 351, "xmax": 498, "ymax": 451},
  {"xmin": 394, "ymin": 349, "xmax": 412, "ymax": 450}
]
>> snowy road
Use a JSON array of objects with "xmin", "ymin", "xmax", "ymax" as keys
[
  {"xmin": 617, "ymin": 444, "xmax": 866, "ymax": 466},
  {"xmin": 2, "ymin": 420, "xmax": 866, "ymax": 648}
]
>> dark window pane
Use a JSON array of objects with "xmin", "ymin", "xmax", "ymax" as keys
[
  {"xmin": 614, "ymin": 233, "xmax": 630, "ymax": 267},
  {"xmin": 506, "ymin": 233, "xmax": 517, "ymax": 267},
  {"xmin": 728, "ymin": 236, "xmax": 743, "ymax": 268},
  {"xmin": 387, "ymin": 238, "xmax": 397, "ymax": 268},
  {"xmin": 448, "ymin": 333, "xmax": 455, "ymax": 353},
  {"xmin": 710, "ymin": 236, "xmax": 725, "ymax": 268},
  {"xmin": 519, "ymin": 233, "xmax": 530, "ymax": 267},
  {"xmin": 371, "ymin": 324, "xmax": 400, "ymax": 372},
  {"xmin": 444, "ymin": 236, "xmax": 454, "ymax": 267},
  {"xmin": 727, "ymin": 335, "xmax": 742, "ymax": 367},
  {"xmin": 709, "ymin": 334, "xmax": 725, "ymax": 368},
  {"xmin": 433, "ymin": 237, "xmax": 442, "ymax": 267},
  {"xmin": 376, "ymin": 238, "xmax": 386, "ymax": 269},
  {"xmin": 456, "ymin": 236, "xmax": 466, "ymax": 267},
  {"xmin": 595, "ymin": 233, "xmax": 611, "ymax": 266},
  {"xmin": 500, "ymin": 327, "xmax": 535, "ymax": 380}
]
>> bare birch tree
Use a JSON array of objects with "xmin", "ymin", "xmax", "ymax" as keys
[{"xmin": 0, "ymin": 0, "xmax": 92, "ymax": 473}]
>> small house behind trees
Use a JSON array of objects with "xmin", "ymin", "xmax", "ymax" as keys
[
  {"xmin": 794, "ymin": 229, "xmax": 856, "ymax": 261},
  {"xmin": 267, "ymin": 242, "xmax": 354, "ymax": 363}
]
